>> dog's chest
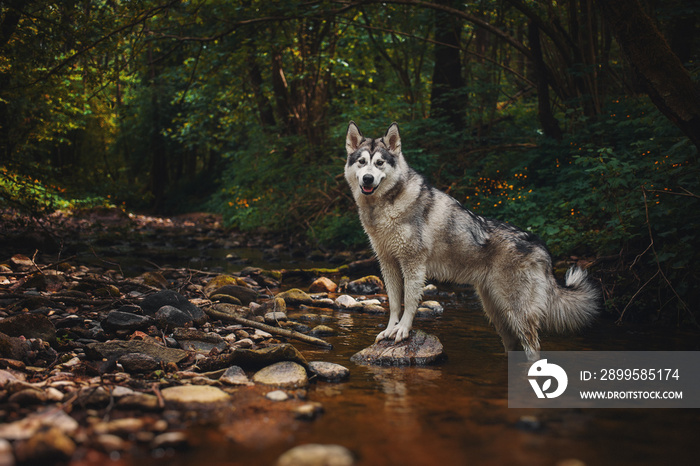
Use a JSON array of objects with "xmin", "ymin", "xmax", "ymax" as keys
[{"xmin": 359, "ymin": 208, "xmax": 416, "ymax": 254}]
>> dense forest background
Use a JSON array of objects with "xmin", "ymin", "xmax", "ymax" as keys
[{"xmin": 1, "ymin": 0, "xmax": 699, "ymax": 324}]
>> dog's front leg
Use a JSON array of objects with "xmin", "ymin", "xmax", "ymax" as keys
[
  {"xmin": 388, "ymin": 263, "xmax": 426, "ymax": 343},
  {"xmin": 376, "ymin": 258, "xmax": 403, "ymax": 342}
]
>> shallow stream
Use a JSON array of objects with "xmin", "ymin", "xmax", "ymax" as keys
[
  {"xmin": 136, "ymin": 264, "xmax": 699, "ymax": 466},
  {"xmin": 82, "ymin": 232, "xmax": 700, "ymax": 466}
]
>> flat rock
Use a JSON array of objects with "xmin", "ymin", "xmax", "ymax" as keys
[
  {"xmin": 85, "ymin": 340, "xmax": 189, "ymax": 365},
  {"xmin": 197, "ymin": 343, "xmax": 307, "ymax": 372},
  {"xmin": 0, "ymin": 314, "xmax": 56, "ymax": 344},
  {"xmin": 118, "ymin": 353, "xmax": 160, "ymax": 373},
  {"xmin": 350, "ymin": 330, "xmax": 445, "ymax": 366},
  {"xmin": 101, "ymin": 310, "xmax": 154, "ymax": 332},
  {"xmin": 308, "ymin": 361, "xmax": 349, "ymax": 382},
  {"xmin": 161, "ymin": 385, "xmax": 230, "ymax": 406},
  {"xmin": 277, "ymin": 444, "xmax": 355, "ymax": 466},
  {"xmin": 173, "ymin": 328, "xmax": 227, "ymax": 353},
  {"xmin": 253, "ymin": 361, "xmax": 308, "ymax": 388}
]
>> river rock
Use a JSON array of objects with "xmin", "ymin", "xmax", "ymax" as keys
[
  {"xmin": 140, "ymin": 290, "xmax": 207, "ymax": 325},
  {"xmin": 155, "ymin": 305, "xmax": 193, "ymax": 329},
  {"xmin": 276, "ymin": 444, "xmax": 355, "ymax": 466},
  {"xmin": 266, "ymin": 390, "xmax": 289, "ymax": 401},
  {"xmin": 308, "ymin": 361, "xmax": 350, "ymax": 382},
  {"xmin": 277, "ymin": 288, "xmax": 314, "ymax": 305},
  {"xmin": 118, "ymin": 352, "xmax": 160, "ymax": 373},
  {"xmin": 196, "ymin": 343, "xmax": 307, "ymax": 372},
  {"xmin": 209, "ymin": 284, "xmax": 258, "ymax": 305},
  {"xmin": 350, "ymin": 330, "xmax": 445, "ymax": 366},
  {"xmin": 14, "ymin": 427, "xmax": 76, "ymax": 463},
  {"xmin": 264, "ymin": 311, "xmax": 288, "ymax": 325},
  {"xmin": 161, "ymin": 385, "xmax": 230, "ymax": 406},
  {"xmin": 219, "ymin": 366, "xmax": 251, "ymax": 386},
  {"xmin": 0, "ymin": 313, "xmax": 56, "ymax": 344},
  {"xmin": 85, "ymin": 340, "xmax": 189, "ymax": 365},
  {"xmin": 101, "ymin": 310, "xmax": 154, "ymax": 332},
  {"xmin": 173, "ymin": 328, "xmax": 227, "ymax": 353},
  {"xmin": 334, "ymin": 295, "xmax": 361, "ymax": 310},
  {"xmin": 309, "ymin": 325, "xmax": 336, "ymax": 337},
  {"xmin": 345, "ymin": 275, "xmax": 384, "ymax": 295},
  {"xmin": 416, "ymin": 300, "xmax": 444, "ymax": 318},
  {"xmin": 253, "ymin": 361, "xmax": 309, "ymax": 388},
  {"xmin": 0, "ymin": 332, "xmax": 29, "ymax": 361},
  {"xmin": 309, "ymin": 277, "xmax": 337, "ymax": 293}
]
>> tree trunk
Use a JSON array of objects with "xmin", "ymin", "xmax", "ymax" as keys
[
  {"xmin": 596, "ymin": 0, "xmax": 700, "ymax": 150},
  {"xmin": 528, "ymin": 21, "xmax": 563, "ymax": 140},
  {"xmin": 430, "ymin": 0, "xmax": 465, "ymax": 132}
]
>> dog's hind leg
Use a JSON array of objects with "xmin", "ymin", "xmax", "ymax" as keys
[
  {"xmin": 376, "ymin": 257, "xmax": 404, "ymax": 342},
  {"xmin": 476, "ymin": 285, "xmax": 519, "ymax": 353}
]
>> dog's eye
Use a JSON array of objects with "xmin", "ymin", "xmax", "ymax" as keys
[
  {"xmin": 358, "ymin": 159, "xmax": 367, "ymax": 166},
  {"xmin": 376, "ymin": 160, "xmax": 384, "ymax": 167}
]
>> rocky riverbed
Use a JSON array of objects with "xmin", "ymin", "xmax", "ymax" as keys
[{"xmin": 0, "ymin": 209, "xmax": 446, "ymax": 465}]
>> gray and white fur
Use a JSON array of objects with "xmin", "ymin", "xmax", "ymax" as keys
[{"xmin": 344, "ymin": 121, "xmax": 600, "ymax": 360}]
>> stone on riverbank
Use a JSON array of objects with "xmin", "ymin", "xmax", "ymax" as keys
[
  {"xmin": 252, "ymin": 361, "xmax": 308, "ymax": 388},
  {"xmin": 308, "ymin": 361, "xmax": 349, "ymax": 382},
  {"xmin": 276, "ymin": 444, "xmax": 355, "ymax": 466},
  {"xmin": 350, "ymin": 330, "xmax": 445, "ymax": 366}
]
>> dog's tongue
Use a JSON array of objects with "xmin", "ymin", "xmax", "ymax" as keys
[{"xmin": 362, "ymin": 186, "xmax": 374, "ymax": 193}]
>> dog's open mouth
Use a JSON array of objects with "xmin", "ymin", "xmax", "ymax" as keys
[{"xmin": 361, "ymin": 185, "xmax": 377, "ymax": 195}]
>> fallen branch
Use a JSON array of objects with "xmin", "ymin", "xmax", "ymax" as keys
[{"xmin": 204, "ymin": 306, "xmax": 333, "ymax": 349}]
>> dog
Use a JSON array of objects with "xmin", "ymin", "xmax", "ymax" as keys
[{"xmin": 344, "ymin": 121, "xmax": 599, "ymax": 360}]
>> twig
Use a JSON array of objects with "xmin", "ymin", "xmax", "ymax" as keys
[
  {"xmin": 204, "ymin": 306, "xmax": 333, "ymax": 349},
  {"xmin": 621, "ymin": 187, "xmax": 697, "ymax": 327}
]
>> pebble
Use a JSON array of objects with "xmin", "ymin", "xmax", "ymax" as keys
[
  {"xmin": 161, "ymin": 385, "xmax": 230, "ymax": 406},
  {"xmin": 334, "ymin": 295, "xmax": 360, "ymax": 309},
  {"xmin": 264, "ymin": 311, "xmax": 288, "ymax": 325},
  {"xmin": 151, "ymin": 431, "xmax": 189, "ymax": 450},
  {"xmin": 253, "ymin": 361, "xmax": 309, "ymax": 388},
  {"xmin": 276, "ymin": 444, "xmax": 355, "ymax": 466},
  {"xmin": 308, "ymin": 277, "xmax": 337, "ymax": 293},
  {"xmin": 265, "ymin": 390, "xmax": 289, "ymax": 401},
  {"xmin": 293, "ymin": 402, "xmax": 324, "ymax": 420},
  {"xmin": 219, "ymin": 366, "xmax": 252, "ymax": 386},
  {"xmin": 14, "ymin": 427, "xmax": 76, "ymax": 463}
]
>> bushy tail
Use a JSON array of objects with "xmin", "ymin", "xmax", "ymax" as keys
[{"xmin": 545, "ymin": 266, "xmax": 601, "ymax": 333}]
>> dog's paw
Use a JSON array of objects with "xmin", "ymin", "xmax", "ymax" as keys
[
  {"xmin": 375, "ymin": 328, "xmax": 393, "ymax": 342},
  {"xmin": 393, "ymin": 324, "xmax": 411, "ymax": 343}
]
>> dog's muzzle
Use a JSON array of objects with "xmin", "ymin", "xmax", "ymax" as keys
[{"xmin": 361, "ymin": 174, "xmax": 377, "ymax": 195}]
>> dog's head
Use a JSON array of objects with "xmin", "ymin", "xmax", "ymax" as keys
[{"xmin": 344, "ymin": 121, "xmax": 402, "ymax": 199}]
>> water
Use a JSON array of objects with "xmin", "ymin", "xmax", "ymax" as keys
[
  {"xmin": 145, "ymin": 291, "xmax": 700, "ymax": 466},
  {"xmin": 82, "ymin": 231, "xmax": 700, "ymax": 466}
]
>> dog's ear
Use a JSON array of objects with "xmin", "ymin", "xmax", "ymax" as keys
[
  {"xmin": 346, "ymin": 121, "xmax": 363, "ymax": 154},
  {"xmin": 384, "ymin": 122, "xmax": 401, "ymax": 153}
]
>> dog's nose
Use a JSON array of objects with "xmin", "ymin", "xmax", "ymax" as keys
[{"xmin": 362, "ymin": 174, "xmax": 374, "ymax": 185}]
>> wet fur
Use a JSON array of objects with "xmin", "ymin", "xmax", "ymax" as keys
[{"xmin": 344, "ymin": 121, "xmax": 600, "ymax": 360}]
